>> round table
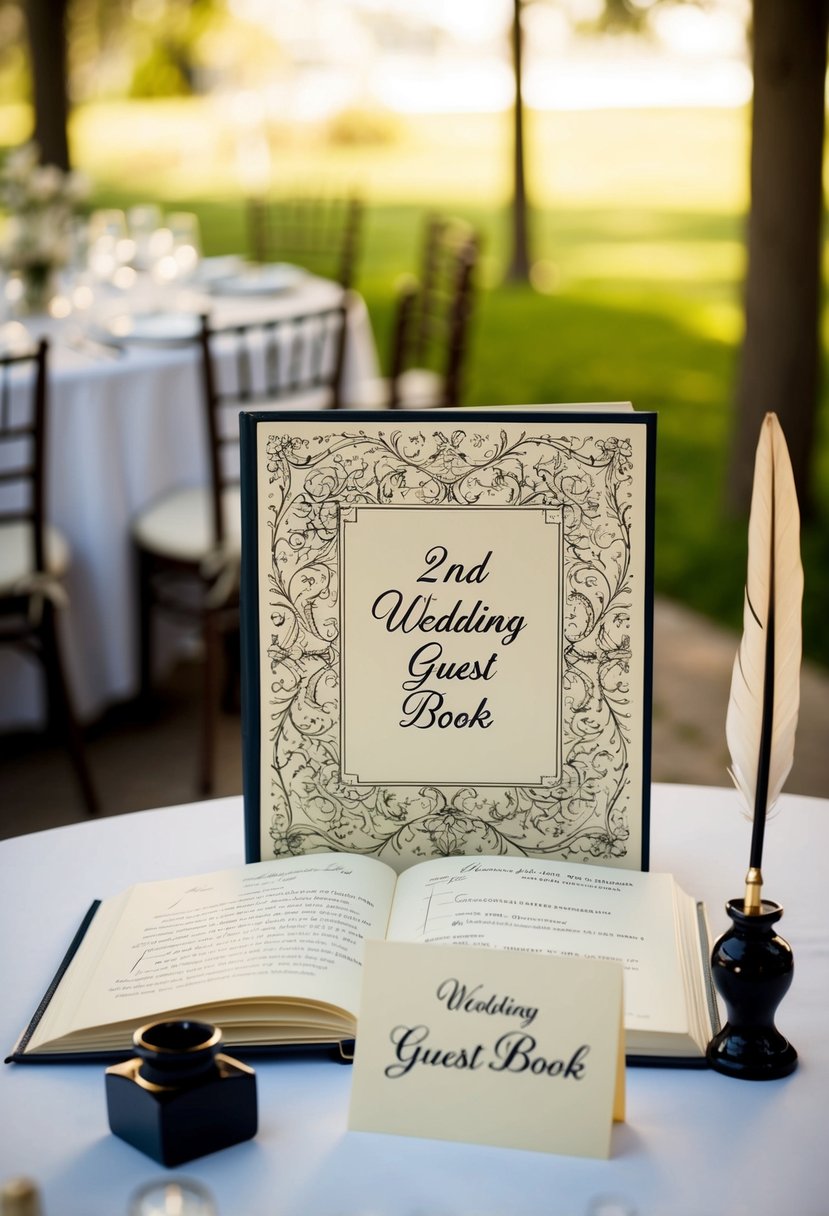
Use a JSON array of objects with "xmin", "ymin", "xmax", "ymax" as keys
[
  {"xmin": 0, "ymin": 784, "xmax": 825, "ymax": 1216},
  {"xmin": 0, "ymin": 274, "xmax": 379, "ymax": 729}
]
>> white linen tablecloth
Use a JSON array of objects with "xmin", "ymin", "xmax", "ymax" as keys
[
  {"xmin": 0, "ymin": 277, "xmax": 379, "ymax": 729},
  {"xmin": 0, "ymin": 783, "xmax": 826, "ymax": 1216}
]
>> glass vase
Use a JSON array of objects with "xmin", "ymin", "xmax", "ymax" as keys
[{"xmin": 17, "ymin": 263, "xmax": 56, "ymax": 316}]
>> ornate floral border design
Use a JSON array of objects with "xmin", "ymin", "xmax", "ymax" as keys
[{"xmin": 260, "ymin": 423, "xmax": 640, "ymax": 867}]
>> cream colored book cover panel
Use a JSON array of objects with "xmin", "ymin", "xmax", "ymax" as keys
[{"xmin": 243, "ymin": 410, "xmax": 655, "ymax": 871}]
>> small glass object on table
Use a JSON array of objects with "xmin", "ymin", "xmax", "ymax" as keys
[{"xmin": 129, "ymin": 1179, "xmax": 217, "ymax": 1216}]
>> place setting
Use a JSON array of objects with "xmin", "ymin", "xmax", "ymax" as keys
[
  {"xmin": 66, "ymin": 205, "xmax": 211, "ymax": 355},
  {"xmin": 0, "ymin": 175, "xmax": 317, "ymax": 369}
]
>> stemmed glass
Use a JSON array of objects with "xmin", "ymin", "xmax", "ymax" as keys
[
  {"xmin": 127, "ymin": 204, "xmax": 163, "ymax": 273},
  {"xmin": 87, "ymin": 209, "xmax": 134, "ymax": 289},
  {"xmin": 145, "ymin": 211, "xmax": 202, "ymax": 311},
  {"xmin": 168, "ymin": 211, "xmax": 202, "ymax": 285},
  {"xmin": 0, "ymin": 271, "xmax": 32, "ymax": 352}
]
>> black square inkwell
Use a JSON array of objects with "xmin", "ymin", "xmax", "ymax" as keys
[{"xmin": 106, "ymin": 1020, "xmax": 257, "ymax": 1167}]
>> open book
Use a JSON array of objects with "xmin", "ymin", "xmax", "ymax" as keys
[{"xmin": 9, "ymin": 852, "xmax": 719, "ymax": 1067}]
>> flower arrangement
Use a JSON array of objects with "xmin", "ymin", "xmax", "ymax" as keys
[{"xmin": 0, "ymin": 142, "xmax": 88, "ymax": 312}]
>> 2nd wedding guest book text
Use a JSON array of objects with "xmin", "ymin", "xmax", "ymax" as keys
[{"xmin": 364, "ymin": 539, "xmax": 528, "ymax": 734}]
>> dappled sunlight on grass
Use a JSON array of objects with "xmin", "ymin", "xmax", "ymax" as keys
[
  {"xmin": 466, "ymin": 286, "xmax": 735, "ymax": 419},
  {"xmin": 560, "ymin": 239, "xmax": 744, "ymax": 288},
  {"xmin": 72, "ymin": 100, "xmax": 252, "ymax": 198},
  {"xmin": 66, "ymin": 102, "xmax": 512, "ymax": 205},
  {"xmin": 2, "ymin": 100, "xmax": 752, "ymax": 211},
  {"xmin": 533, "ymin": 106, "xmax": 750, "ymax": 211},
  {"xmin": 677, "ymin": 299, "xmax": 744, "ymax": 346}
]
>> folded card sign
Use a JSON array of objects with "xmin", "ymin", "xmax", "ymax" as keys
[
  {"xmin": 241, "ymin": 410, "xmax": 655, "ymax": 870},
  {"xmin": 348, "ymin": 940, "xmax": 625, "ymax": 1159}
]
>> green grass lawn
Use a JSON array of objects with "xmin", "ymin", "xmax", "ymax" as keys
[{"xmin": 5, "ymin": 100, "xmax": 827, "ymax": 666}]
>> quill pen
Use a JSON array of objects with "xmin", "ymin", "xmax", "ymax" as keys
[{"xmin": 725, "ymin": 412, "xmax": 803, "ymax": 914}]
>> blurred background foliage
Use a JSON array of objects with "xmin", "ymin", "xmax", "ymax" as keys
[{"xmin": 1, "ymin": 0, "xmax": 827, "ymax": 667}]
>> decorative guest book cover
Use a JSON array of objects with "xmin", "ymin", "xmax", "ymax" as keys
[{"xmin": 240, "ymin": 409, "xmax": 655, "ymax": 872}]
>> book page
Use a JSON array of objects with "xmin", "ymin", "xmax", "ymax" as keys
[
  {"xmin": 29, "ymin": 854, "xmax": 396, "ymax": 1050},
  {"xmin": 387, "ymin": 856, "xmax": 688, "ymax": 1036}
]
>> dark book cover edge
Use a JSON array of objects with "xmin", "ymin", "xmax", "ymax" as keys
[
  {"xmin": 640, "ymin": 410, "xmax": 657, "ymax": 871},
  {"xmin": 6, "ymin": 899, "xmax": 101, "ymax": 1064},
  {"xmin": 240, "ymin": 410, "xmax": 263, "ymax": 864}
]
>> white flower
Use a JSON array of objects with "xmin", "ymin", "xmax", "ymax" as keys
[
  {"xmin": 4, "ymin": 142, "xmax": 39, "ymax": 183},
  {"xmin": 30, "ymin": 165, "xmax": 64, "ymax": 202},
  {"xmin": 0, "ymin": 142, "xmax": 86, "ymax": 273}
]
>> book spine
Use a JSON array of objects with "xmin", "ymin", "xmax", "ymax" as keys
[
  {"xmin": 5, "ymin": 900, "xmax": 101, "ymax": 1064},
  {"xmin": 240, "ymin": 412, "xmax": 262, "ymax": 864}
]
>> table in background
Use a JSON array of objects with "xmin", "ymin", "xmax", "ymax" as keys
[
  {"xmin": 0, "ymin": 276, "xmax": 379, "ymax": 730},
  {"xmin": 0, "ymin": 783, "xmax": 825, "ymax": 1216}
]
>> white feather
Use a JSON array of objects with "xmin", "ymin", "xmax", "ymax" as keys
[{"xmin": 726, "ymin": 413, "xmax": 803, "ymax": 819}]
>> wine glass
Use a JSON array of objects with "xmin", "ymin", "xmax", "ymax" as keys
[
  {"xmin": 0, "ymin": 271, "xmax": 32, "ymax": 352},
  {"xmin": 146, "ymin": 211, "xmax": 203, "ymax": 311},
  {"xmin": 168, "ymin": 211, "xmax": 202, "ymax": 284},
  {"xmin": 127, "ymin": 204, "xmax": 163, "ymax": 273},
  {"xmin": 87, "ymin": 209, "xmax": 134, "ymax": 290}
]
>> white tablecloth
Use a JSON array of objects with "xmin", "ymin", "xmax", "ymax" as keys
[
  {"xmin": 0, "ymin": 277, "xmax": 379, "ymax": 729},
  {"xmin": 0, "ymin": 783, "xmax": 825, "ymax": 1216}
]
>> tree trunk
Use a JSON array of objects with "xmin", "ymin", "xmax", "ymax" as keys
[
  {"xmin": 506, "ymin": 0, "xmax": 531, "ymax": 283},
  {"xmin": 23, "ymin": 0, "xmax": 71, "ymax": 170},
  {"xmin": 730, "ymin": 0, "xmax": 828, "ymax": 516}
]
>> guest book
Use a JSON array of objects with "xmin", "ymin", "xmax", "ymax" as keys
[
  {"xmin": 8, "ymin": 851, "xmax": 717, "ymax": 1067},
  {"xmin": 240, "ymin": 408, "xmax": 656, "ymax": 871}
]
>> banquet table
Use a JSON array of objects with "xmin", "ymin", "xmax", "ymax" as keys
[
  {"xmin": 0, "ymin": 782, "xmax": 826, "ymax": 1216},
  {"xmin": 0, "ymin": 272, "xmax": 380, "ymax": 730}
]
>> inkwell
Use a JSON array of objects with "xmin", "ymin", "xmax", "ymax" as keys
[{"xmin": 106, "ymin": 1019, "xmax": 257, "ymax": 1165}]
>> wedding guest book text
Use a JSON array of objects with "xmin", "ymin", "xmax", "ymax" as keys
[
  {"xmin": 9, "ymin": 852, "xmax": 717, "ymax": 1066},
  {"xmin": 349, "ymin": 941, "xmax": 625, "ymax": 1159},
  {"xmin": 239, "ymin": 409, "xmax": 656, "ymax": 870}
]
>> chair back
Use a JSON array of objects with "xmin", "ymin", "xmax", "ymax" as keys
[
  {"xmin": 0, "ymin": 341, "xmax": 48, "ymax": 577},
  {"xmin": 389, "ymin": 218, "xmax": 480, "ymax": 408},
  {"xmin": 247, "ymin": 194, "xmax": 363, "ymax": 289},
  {"xmin": 198, "ymin": 301, "xmax": 350, "ymax": 547}
]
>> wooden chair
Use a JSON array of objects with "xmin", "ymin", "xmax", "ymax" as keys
[
  {"xmin": 133, "ymin": 300, "xmax": 351, "ymax": 796},
  {"xmin": 0, "ymin": 341, "xmax": 100, "ymax": 816},
  {"xmin": 247, "ymin": 194, "xmax": 363, "ymax": 289},
  {"xmin": 361, "ymin": 216, "xmax": 480, "ymax": 410}
]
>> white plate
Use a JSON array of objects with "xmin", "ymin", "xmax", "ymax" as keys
[
  {"xmin": 196, "ymin": 255, "xmax": 245, "ymax": 286},
  {"xmin": 0, "ymin": 322, "xmax": 36, "ymax": 357},
  {"xmin": 97, "ymin": 310, "xmax": 201, "ymax": 345},
  {"xmin": 210, "ymin": 263, "xmax": 305, "ymax": 296}
]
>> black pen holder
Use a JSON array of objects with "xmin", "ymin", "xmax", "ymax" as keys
[
  {"xmin": 705, "ymin": 899, "xmax": 797, "ymax": 1080},
  {"xmin": 106, "ymin": 1020, "xmax": 257, "ymax": 1166}
]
